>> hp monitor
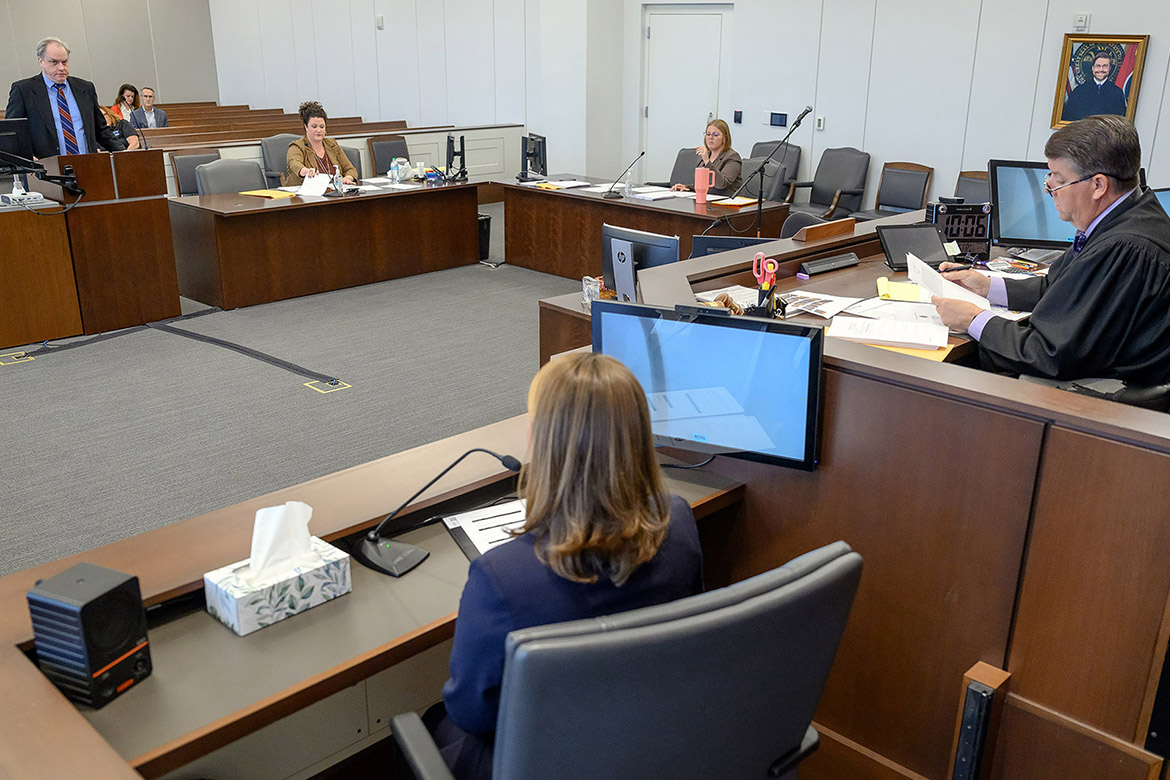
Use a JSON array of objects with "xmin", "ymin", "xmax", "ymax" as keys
[
  {"xmin": 988, "ymin": 159, "xmax": 1075, "ymax": 250},
  {"xmin": 591, "ymin": 300, "xmax": 824, "ymax": 470},
  {"xmin": 601, "ymin": 224, "xmax": 679, "ymax": 303},
  {"xmin": 690, "ymin": 234, "xmax": 773, "ymax": 258},
  {"xmin": 517, "ymin": 133, "xmax": 547, "ymax": 182}
]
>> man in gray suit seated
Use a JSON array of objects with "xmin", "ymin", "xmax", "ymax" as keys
[{"xmin": 130, "ymin": 86, "xmax": 168, "ymax": 129}]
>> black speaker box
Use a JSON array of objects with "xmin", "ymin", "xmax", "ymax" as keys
[{"xmin": 27, "ymin": 562, "xmax": 152, "ymax": 708}]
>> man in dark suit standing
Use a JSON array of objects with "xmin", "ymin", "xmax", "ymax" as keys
[
  {"xmin": 5, "ymin": 37, "xmax": 121, "ymax": 159},
  {"xmin": 130, "ymin": 86, "xmax": 168, "ymax": 129}
]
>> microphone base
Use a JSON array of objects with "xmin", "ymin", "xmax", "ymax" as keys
[
  {"xmin": 601, "ymin": 191, "xmax": 624, "ymax": 199},
  {"xmin": 354, "ymin": 536, "xmax": 430, "ymax": 577}
]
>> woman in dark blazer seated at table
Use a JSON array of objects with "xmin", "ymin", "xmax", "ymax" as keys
[
  {"xmin": 432, "ymin": 352, "xmax": 704, "ymax": 780},
  {"xmin": 670, "ymin": 117, "xmax": 743, "ymax": 195},
  {"xmin": 282, "ymin": 100, "xmax": 358, "ymax": 186}
]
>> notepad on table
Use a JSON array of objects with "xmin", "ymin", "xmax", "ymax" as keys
[
  {"xmin": 876, "ymin": 277, "xmax": 923, "ymax": 302},
  {"xmin": 442, "ymin": 500, "xmax": 527, "ymax": 560},
  {"xmin": 706, "ymin": 196, "xmax": 759, "ymax": 207}
]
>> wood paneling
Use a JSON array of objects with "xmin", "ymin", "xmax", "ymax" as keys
[
  {"xmin": 0, "ymin": 210, "xmax": 81, "ymax": 349},
  {"xmin": 1008, "ymin": 426, "xmax": 1170, "ymax": 740}
]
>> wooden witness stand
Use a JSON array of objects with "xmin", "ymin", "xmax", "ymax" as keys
[{"xmin": 28, "ymin": 151, "xmax": 180, "ymax": 335}]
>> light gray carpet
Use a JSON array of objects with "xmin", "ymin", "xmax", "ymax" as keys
[{"xmin": 1, "ymin": 227, "xmax": 577, "ymax": 575}]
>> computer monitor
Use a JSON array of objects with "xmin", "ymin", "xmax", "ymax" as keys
[
  {"xmin": 0, "ymin": 118, "xmax": 36, "ymax": 175},
  {"xmin": 591, "ymin": 300, "xmax": 824, "ymax": 470},
  {"xmin": 445, "ymin": 134, "xmax": 467, "ymax": 181},
  {"xmin": 988, "ymin": 159, "xmax": 1075, "ymax": 250},
  {"xmin": 689, "ymin": 234, "xmax": 773, "ymax": 258},
  {"xmin": 517, "ymin": 133, "xmax": 547, "ymax": 181},
  {"xmin": 601, "ymin": 224, "xmax": 679, "ymax": 303},
  {"xmin": 1153, "ymin": 187, "xmax": 1170, "ymax": 215}
]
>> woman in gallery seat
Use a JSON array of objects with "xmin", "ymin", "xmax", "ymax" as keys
[
  {"xmin": 282, "ymin": 100, "xmax": 358, "ymax": 186},
  {"xmin": 670, "ymin": 117, "xmax": 743, "ymax": 195},
  {"xmin": 109, "ymin": 83, "xmax": 139, "ymax": 122},
  {"xmin": 431, "ymin": 352, "xmax": 704, "ymax": 780}
]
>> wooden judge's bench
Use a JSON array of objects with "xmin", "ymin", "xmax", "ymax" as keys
[{"xmin": 1, "ymin": 151, "xmax": 179, "ymax": 350}]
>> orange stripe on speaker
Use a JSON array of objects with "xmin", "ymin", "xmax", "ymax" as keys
[
  {"xmin": 92, "ymin": 640, "xmax": 148, "ymax": 678},
  {"xmin": 116, "ymin": 678, "xmax": 135, "ymax": 693}
]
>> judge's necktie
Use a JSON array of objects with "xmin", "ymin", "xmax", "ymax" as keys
[
  {"xmin": 54, "ymin": 84, "xmax": 80, "ymax": 155},
  {"xmin": 1073, "ymin": 230, "xmax": 1088, "ymax": 253}
]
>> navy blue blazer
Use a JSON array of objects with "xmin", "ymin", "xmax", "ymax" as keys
[
  {"xmin": 5, "ymin": 75, "xmax": 120, "ymax": 159},
  {"xmin": 442, "ymin": 494, "xmax": 703, "ymax": 735}
]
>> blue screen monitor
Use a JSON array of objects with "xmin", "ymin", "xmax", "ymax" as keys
[
  {"xmin": 591, "ymin": 300, "xmax": 824, "ymax": 470},
  {"xmin": 601, "ymin": 224, "xmax": 679, "ymax": 302},
  {"xmin": 1153, "ymin": 188, "xmax": 1170, "ymax": 215},
  {"xmin": 988, "ymin": 159, "xmax": 1075, "ymax": 250}
]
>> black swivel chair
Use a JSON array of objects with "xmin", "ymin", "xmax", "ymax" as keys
[
  {"xmin": 368, "ymin": 135, "xmax": 411, "ymax": 176},
  {"xmin": 785, "ymin": 147, "xmax": 870, "ymax": 219},
  {"xmin": 170, "ymin": 150, "xmax": 221, "ymax": 196},
  {"xmin": 259, "ymin": 133, "xmax": 300, "ymax": 188},
  {"xmin": 751, "ymin": 140, "xmax": 802, "ymax": 182},
  {"xmin": 780, "ymin": 211, "xmax": 829, "ymax": 239},
  {"xmin": 645, "ymin": 147, "xmax": 699, "ymax": 189},
  {"xmin": 851, "ymin": 162, "xmax": 933, "ymax": 221},
  {"xmin": 194, "ymin": 159, "xmax": 267, "ymax": 196},
  {"xmin": 955, "ymin": 170, "xmax": 990, "ymax": 204},
  {"xmin": 392, "ymin": 540, "xmax": 863, "ymax": 780},
  {"xmin": 741, "ymin": 157, "xmax": 791, "ymax": 202},
  {"xmin": 340, "ymin": 145, "xmax": 363, "ymax": 180}
]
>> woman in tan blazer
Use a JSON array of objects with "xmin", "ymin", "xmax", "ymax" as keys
[{"xmin": 282, "ymin": 101, "xmax": 359, "ymax": 186}]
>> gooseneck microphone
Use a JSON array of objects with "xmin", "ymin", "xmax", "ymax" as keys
[
  {"xmin": 603, "ymin": 150, "xmax": 646, "ymax": 199},
  {"xmin": 354, "ymin": 448, "xmax": 522, "ymax": 576},
  {"xmin": 726, "ymin": 104, "xmax": 815, "ymax": 237}
]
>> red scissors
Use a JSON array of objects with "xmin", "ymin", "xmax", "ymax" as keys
[{"xmin": 753, "ymin": 252, "xmax": 778, "ymax": 290}]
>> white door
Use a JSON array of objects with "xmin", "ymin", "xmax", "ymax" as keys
[{"xmin": 641, "ymin": 7, "xmax": 729, "ymax": 183}]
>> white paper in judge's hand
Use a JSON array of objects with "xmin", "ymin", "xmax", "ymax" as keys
[
  {"xmin": 906, "ymin": 253, "xmax": 989, "ymax": 309},
  {"xmin": 248, "ymin": 500, "xmax": 321, "ymax": 584},
  {"xmin": 296, "ymin": 175, "xmax": 330, "ymax": 197}
]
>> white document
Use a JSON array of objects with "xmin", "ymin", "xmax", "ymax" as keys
[
  {"xmin": 442, "ymin": 500, "xmax": 527, "ymax": 556},
  {"xmin": 581, "ymin": 184, "xmax": 618, "ymax": 193},
  {"xmin": 549, "ymin": 179, "xmax": 593, "ymax": 188},
  {"xmin": 827, "ymin": 316, "xmax": 949, "ymax": 350},
  {"xmin": 354, "ymin": 185, "xmax": 382, "ymax": 192},
  {"xmin": 384, "ymin": 182, "xmax": 422, "ymax": 190},
  {"xmin": 277, "ymin": 185, "xmax": 301, "ymax": 192},
  {"xmin": 517, "ymin": 179, "xmax": 550, "ymax": 186},
  {"xmin": 846, "ymin": 298, "xmax": 944, "ymax": 326},
  {"xmin": 631, "ymin": 190, "xmax": 678, "ymax": 201},
  {"xmin": 695, "ymin": 285, "xmax": 759, "ymax": 309},
  {"xmin": 633, "ymin": 185, "xmax": 669, "ymax": 193},
  {"xmin": 362, "ymin": 177, "xmax": 392, "ymax": 184},
  {"xmin": 779, "ymin": 291, "xmax": 863, "ymax": 319},
  {"xmin": 672, "ymin": 191, "xmax": 697, "ymax": 199},
  {"xmin": 296, "ymin": 175, "xmax": 330, "ymax": 197},
  {"xmin": 907, "ymin": 253, "xmax": 989, "ymax": 309}
]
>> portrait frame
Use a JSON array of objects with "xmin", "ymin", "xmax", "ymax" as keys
[{"xmin": 1052, "ymin": 34, "xmax": 1148, "ymax": 128}]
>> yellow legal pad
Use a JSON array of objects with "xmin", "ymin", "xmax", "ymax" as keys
[
  {"xmin": 874, "ymin": 343, "xmax": 956, "ymax": 362},
  {"xmin": 239, "ymin": 189, "xmax": 296, "ymax": 199},
  {"xmin": 876, "ymin": 276, "xmax": 922, "ymax": 302},
  {"xmin": 707, "ymin": 196, "xmax": 760, "ymax": 208}
]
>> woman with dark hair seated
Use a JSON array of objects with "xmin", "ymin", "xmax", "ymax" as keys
[
  {"xmin": 432, "ymin": 351, "xmax": 704, "ymax": 780},
  {"xmin": 109, "ymin": 83, "xmax": 139, "ymax": 122},
  {"xmin": 282, "ymin": 100, "xmax": 358, "ymax": 186}
]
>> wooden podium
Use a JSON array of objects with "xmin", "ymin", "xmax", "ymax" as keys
[{"xmin": 30, "ymin": 151, "xmax": 180, "ymax": 334}]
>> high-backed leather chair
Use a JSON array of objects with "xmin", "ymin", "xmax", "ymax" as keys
[
  {"xmin": 741, "ymin": 157, "xmax": 790, "ymax": 201},
  {"xmin": 785, "ymin": 147, "xmax": 870, "ymax": 219},
  {"xmin": 259, "ymin": 133, "xmax": 300, "ymax": 188},
  {"xmin": 955, "ymin": 170, "xmax": 990, "ymax": 204},
  {"xmin": 852, "ymin": 162, "xmax": 933, "ymax": 221},
  {"xmin": 392, "ymin": 541, "xmax": 863, "ymax": 780},
  {"xmin": 367, "ymin": 135, "xmax": 411, "ymax": 176},
  {"xmin": 645, "ymin": 147, "xmax": 698, "ymax": 188},
  {"xmin": 340, "ymin": 145, "xmax": 363, "ymax": 180},
  {"xmin": 170, "ymin": 150, "xmax": 220, "ymax": 196},
  {"xmin": 780, "ymin": 211, "xmax": 829, "ymax": 239},
  {"xmin": 194, "ymin": 158, "xmax": 267, "ymax": 196},
  {"xmin": 750, "ymin": 140, "xmax": 802, "ymax": 180}
]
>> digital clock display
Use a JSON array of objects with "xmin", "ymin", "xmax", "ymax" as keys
[
  {"xmin": 941, "ymin": 210, "xmax": 989, "ymax": 239},
  {"xmin": 927, "ymin": 202, "xmax": 992, "ymax": 259}
]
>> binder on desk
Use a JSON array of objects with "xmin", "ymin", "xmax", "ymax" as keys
[{"xmin": 442, "ymin": 500, "xmax": 527, "ymax": 561}]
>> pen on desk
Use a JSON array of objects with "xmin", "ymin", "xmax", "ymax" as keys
[{"xmin": 940, "ymin": 264, "xmax": 972, "ymax": 272}]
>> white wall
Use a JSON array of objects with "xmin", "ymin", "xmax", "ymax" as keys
[{"xmin": 0, "ymin": 0, "xmax": 218, "ymax": 105}]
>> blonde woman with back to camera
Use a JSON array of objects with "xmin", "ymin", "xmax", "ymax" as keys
[{"xmin": 429, "ymin": 352, "xmax": 704, "ymax": 780}]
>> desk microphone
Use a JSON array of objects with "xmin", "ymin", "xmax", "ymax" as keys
[
  {"xmin": 354, "ymin": 448, "xmax": 522, "ymax": 576},
  {"xmin": 603, "ymin": 150, "xmax": 645, "ymax": 199}
]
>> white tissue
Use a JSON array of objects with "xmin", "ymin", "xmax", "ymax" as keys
[{"xmin": 246, "ymin": 500, "xmax": 322, "ymax": 586}]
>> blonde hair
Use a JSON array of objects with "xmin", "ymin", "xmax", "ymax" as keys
[
  {"xmin": 706, "ymin": 118, "xmax": 732, "ymax": 155},
  {"xmin": 519, "ymin": 353, "xmax": 670, "ymax": 586}
]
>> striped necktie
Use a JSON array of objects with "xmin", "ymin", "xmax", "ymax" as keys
[{"xmin": 54, "ymin": 84, "xmax": 80, "ymax": 155}]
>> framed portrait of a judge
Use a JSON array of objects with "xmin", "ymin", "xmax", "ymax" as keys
[{"xmin": 1051, "ymin": 34, "xmax": 1148, "ymax": 128}]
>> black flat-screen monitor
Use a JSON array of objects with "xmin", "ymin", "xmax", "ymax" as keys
[
  {"xmin": 1153, "ymin": 187, "xmax": 1170, "ymax": 215},
  {"xmin": 988, "ymin": 159, "xmax": 1075, "ymax": 250},
  {"xmin": 517, "ymin": 133, "xmax": 547, "ymax": 181},
  {"xmin": 601, "ymin": 224, "xmax": 679, "ymax": 303},
  {"xmin": 0, "ymin": 118, "xmax": 35, "ymax": 175},
  {"xmin": 591, "ymin": 300, "xmax": 824, "ymax": 470},
  {"xmin": 690, "ymin": 234, "xmax": 773, "ymax": 258},
  {"xmin": 445, "ymin": 134, "xmax": 467, "ymax": 180}
]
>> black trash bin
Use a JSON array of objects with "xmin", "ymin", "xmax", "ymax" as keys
[{"xmin": 478, "ymin": 213, "xmax": 491, "ymax": 261}]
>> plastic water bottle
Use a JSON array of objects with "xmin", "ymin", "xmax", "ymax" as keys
[
  {"xmin": 623, "ymin": 171, "xmax": 633, "ymax": 198},
  {"xmin": 390, "ymin": 158, "xmax": 399, "ymax": 183}
]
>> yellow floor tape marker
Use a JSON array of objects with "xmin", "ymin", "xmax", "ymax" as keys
[
  {"xmin": 304, "ymin": 380, "xmax": 351, "ymax": 394},
  {"xmin": 0, "ymin": 352, "xmax": 34, "ymax": 365}
]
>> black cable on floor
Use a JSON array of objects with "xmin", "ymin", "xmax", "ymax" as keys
[
  {"xmin": 147, "ymin": 321, "xmax": 341, "ymax": 385},
  {"xmin": 17, "ymin": 307, "xmax": 221, "ymax": 358}
]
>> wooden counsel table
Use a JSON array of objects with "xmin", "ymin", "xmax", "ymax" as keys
[
  {"xmin": 537, "ymin": 212, "xmax": 1170, "ymax": 780},
  {"xmin": 168, "ymin": 181, "xmax": 481, "ymax": 309},
  {"xmin": 500, "ymin": 178, "xmax": 790, "ymax": 279},
  {"xmin": 0, "ymin": 416, "xmax": 743, "ymax": 780}
]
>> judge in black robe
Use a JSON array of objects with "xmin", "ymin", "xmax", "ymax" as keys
[{"xmin": 1061, "ymin": 78, "xmax": 1127, "ymax": 121}]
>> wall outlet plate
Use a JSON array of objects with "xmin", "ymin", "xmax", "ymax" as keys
[{"xmin": 815, "ymin": 115, "xmax": 826, "ymax": 131}]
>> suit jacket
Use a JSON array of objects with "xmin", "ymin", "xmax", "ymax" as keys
[
  {"xmin": 5, "ymin": 74, "xmax": 121, "ymax": 159},
  {"xmin": 282, "ymin": 137, "xmax": 358, "ymax": 186},
  {"xmin": 130, "ymin": 106, "xmax": 168, "ymax": 129}
]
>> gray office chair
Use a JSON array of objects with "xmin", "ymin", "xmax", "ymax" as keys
[
  {"xmin": 955, "ymin": 170, "xmax": 990, "ymax": 204},
  {"xmin": 392, "ymin": 541, "xmax": 863, "ymax": 780},
  {"xmin": 194, "ymin": 158, "xmax": 267, "ymax": 195},
  {"xmin": 340, "ymin": 145, "xmax": 363, "ymax": 180},
  {"xmin": 260, "ymin": 133, "xmax": 300, "ymax": 188},
  {"xmin": 170, "ymin": 151, "xmax": 220, "ymax": 197},
  {"xmin": 780, "ymin": 211, "xmax": 829, "ymax": 239},
  {"xmin": 741, "ymin": 157, "xmax": 791, "ymax": 202},
  {"xmin": 368, "ymin": 135, "xmax": 411, "ymax": 175},
  {"xmin": 646, "ymin": 147, "xmax": 698, "ymax": 188},
  {"xmin": 851, "ymin": 162, "xmax": 933, "ymax": 221},
  {"xmin": 750, "ymin": 140, "xmax": 802, "ymax": 181},
  {"xmin": 786, "ymin": 147, "xmax": 870, "ymax": 219}
]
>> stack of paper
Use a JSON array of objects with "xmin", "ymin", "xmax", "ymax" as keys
[
  {"xmin": 827, "ymin": 317, "xmax": 949, "ymax": 350},
  {"xmin": 779, "ymin": 291, "xmax": 863, "ymax": 319},
  {"xmin": 695, "ymin": 285, "xmax": 759, "ymax": 309}
]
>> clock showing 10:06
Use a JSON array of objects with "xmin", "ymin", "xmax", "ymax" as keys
[{"xmin": 926, "ymin": 201, "xmax": 992, "ymax": 259}]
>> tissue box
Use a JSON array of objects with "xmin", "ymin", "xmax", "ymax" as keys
[{"xmin": 203, "ymin": 537, "xmax": 351, "ymax": 636}]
